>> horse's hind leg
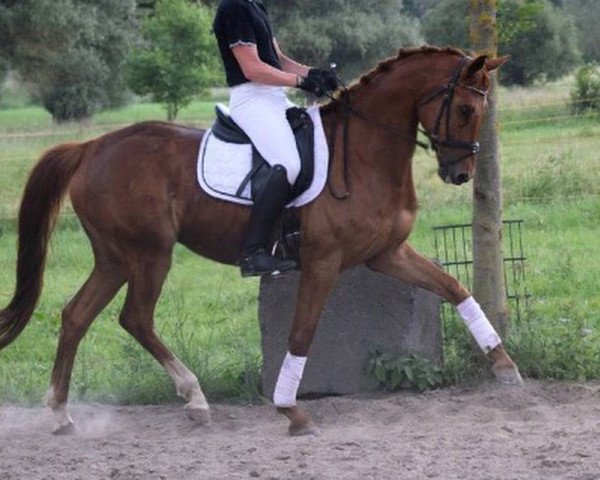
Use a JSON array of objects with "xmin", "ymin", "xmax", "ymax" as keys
[
  {"xmin": 46, "ymin": 263, "xmax": 125, "ymax": 434},
  {"xmin": 118, "ymin": 250, "xmax": 210, "ymax": 424},
  {"xmin": 366, "ymin": 242, "xmax": 523, "ymax": 384}
]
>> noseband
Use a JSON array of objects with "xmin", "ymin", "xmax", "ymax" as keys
[{"xmin": 416, "ymin": 56, "xmax": 488, "ymax": 168}]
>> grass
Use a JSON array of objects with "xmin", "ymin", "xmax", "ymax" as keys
[
  {"xmin": 1, "ymin": 77, "xmax": 600, "ymax": 405},
  {"xmin": 0, "ymin": 220, "xmax": 263, "ymax": 405}
]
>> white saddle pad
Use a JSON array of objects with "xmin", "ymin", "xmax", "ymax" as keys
[{"xmin": 197, "ymin": 106, "xmax": 329, "ymax": 207}]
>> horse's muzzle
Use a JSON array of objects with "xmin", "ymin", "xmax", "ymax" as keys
[{"xmin": 438, "ymin": 165, "xmax": 471, "ymax": 185}]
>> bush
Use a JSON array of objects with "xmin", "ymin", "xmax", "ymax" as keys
[
  {"xmin": 40, "ymin": 50, "xmax": 109, "ymax": 122},
  {"xmin": 2, "ymin": 0, "xmax": 138, "ymax": 122},
  {"xmin": 367, "ymin": 351, "xmax": 443, "ymax": 392},
  {"xmin": 571, "ymin": 63, "xmax": 600, "ymax": 114}
]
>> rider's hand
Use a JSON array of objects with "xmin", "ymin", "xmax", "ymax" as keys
[
  {"xmin": 297, "ymin": 70, "xmax": 327, "ymax": 97},
  {"xmin": 309, "ymin": 67, "xmax": 340, "ymax": 92}
]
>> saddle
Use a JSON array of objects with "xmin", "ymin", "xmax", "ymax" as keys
[
  {"xmin": 198, "ymin": 105, "xmax": 330, "ymax": 266},
  {"xmin": 211, "ymin": 104, "xmax": 315, "ymax": 201}
]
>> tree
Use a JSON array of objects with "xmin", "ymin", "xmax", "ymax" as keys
[
  {"xmin": 498, "ymin": 0, "xmax": 580, "ymax": 85},
  {"xmin": 265, "ymin": 0, "xmax": 423, "ymax": 80},
  {"xmin": 422, "ymin": 0, "xmax": 468, "ymax": 48},
  {"xmin": 401, "ymin": 0, "xmax": 441, "ymax": 19},
  {"xmin": 3, "ymin": 0, "xmax": 138, "ymax": 122},
  {"xmin": 423, "ymin": 0, "xmax": 581, "ymax": 86},
  {"xmin": 565, "ymin": 0, "xmax": 600, "ymax": 63},
  {"xmin": 469, "ymin": 1, "xmax": 509, "ymax": 338},
  {"xmin": 126, "ymin": 0, "xmax": 221, "ymax": 120}
]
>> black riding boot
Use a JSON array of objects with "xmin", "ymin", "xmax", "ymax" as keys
[{"xmin": 240, "ymin": 165, "xmax": 298, "ymax": 277}]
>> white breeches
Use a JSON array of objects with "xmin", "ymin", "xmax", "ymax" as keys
[{"xmin": 229, "ymin": 83, "xmax": 302, "ymax": 185}]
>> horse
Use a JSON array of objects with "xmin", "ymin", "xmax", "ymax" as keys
[{"xmin": 0, "ymin": 46, "xmax": 522, "ymax": 436}]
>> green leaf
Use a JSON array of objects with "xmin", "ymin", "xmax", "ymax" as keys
[
  {"xmin": 374, "ymin": 363, "xmax": 388, "ymax": 383},
  {"xmin": 404, "ymin": 365, "xmax": 414, "ymax": 382},
  {"xmin": 389, "ymin": 369, "xmax": 402, "ymax": 390}
]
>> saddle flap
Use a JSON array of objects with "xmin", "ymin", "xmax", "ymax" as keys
[{"xmin": 286, "ymin": 107, "xmax": 314, "ymax": 198}]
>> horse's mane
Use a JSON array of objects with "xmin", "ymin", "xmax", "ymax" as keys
[{"xmin": 321, "ymin": 45, "xmax": 468, "ymax": 113}]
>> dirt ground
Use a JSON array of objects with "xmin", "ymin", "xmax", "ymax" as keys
[{"xmin": 1, "ymin": 380, "xmax": 600, "ymax": 480}]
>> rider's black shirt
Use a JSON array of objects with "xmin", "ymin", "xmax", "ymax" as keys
[{"xmin": 213, "ymin": 0, "xmax": 282, "ymax": 87}]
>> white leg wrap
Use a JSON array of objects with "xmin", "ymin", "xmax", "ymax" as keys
[
  {"xmin": 273, "ymin": 352, "xmax": 307, "ymax": 407},
  {"xmin": 457, "ymin": 297, "xmax": 502, "ymax": 353}
]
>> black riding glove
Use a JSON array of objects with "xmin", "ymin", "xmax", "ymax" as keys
[
  {"xmin": 309, "ymin": 67, "xmax": 340, "ymax": 93},
  {"xmin": 297, "ymin": 69, "xmax": 327, "ymax": 97}
]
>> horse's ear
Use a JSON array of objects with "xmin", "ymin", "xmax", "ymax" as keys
[
  {"xmin": 485, "ymin": 55, "xmax": 510, "ymax": 73},
  {"xmin": 466, "ymin": 55, "xmax": 488, "ymax": 78},
  {"xmin": 466, "ymin": 55, "xmax": 510, "ymax": 78}
]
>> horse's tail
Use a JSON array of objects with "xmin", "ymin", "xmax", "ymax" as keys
[{"xmin": 0, "ymin": 142, "xmax": 86, "ymax": 350}]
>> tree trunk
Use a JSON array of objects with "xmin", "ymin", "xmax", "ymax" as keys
[
  {"xmin": 469, "ymin": 1, "xmax": 509, "ymax": 338},
  {"xmin": 167, "ymin": 103, "xmax": 178, "ymax": 122}
]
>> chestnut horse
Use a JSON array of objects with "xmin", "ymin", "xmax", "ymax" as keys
[{"xmin": 0, "ymin": 47, "xmax": 521, "ymax": 435}]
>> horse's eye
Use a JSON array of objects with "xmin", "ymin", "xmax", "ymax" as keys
[{"xmin": 459, "ymin": 105, "xmax": 475, "ymax": 120}]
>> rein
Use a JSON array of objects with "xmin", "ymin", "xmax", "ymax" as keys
[
  {"xmin": 324, "ymin": 88, "xmax": 429, "ymax": 200},
  {"xmin": 324, "ymin": 55, "xmax": 487, "ymax": 200}
]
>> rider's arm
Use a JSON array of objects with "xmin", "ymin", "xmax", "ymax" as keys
[
  {"xmin": 273, "ymin": 39, "xmax": 310, "ymax": 77},
  {"xmin": 232, "ymin": 44, "xmax": 300, "ymax": 87}
]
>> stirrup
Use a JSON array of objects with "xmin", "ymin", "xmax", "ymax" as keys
[{"xmin": 240, "ymin": 248, "xmax": 297, "ymax": 278}]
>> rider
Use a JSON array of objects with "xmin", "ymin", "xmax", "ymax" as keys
[{"xmin": 213, "ymin": 0, "xmax": 338, "ymax": 277}]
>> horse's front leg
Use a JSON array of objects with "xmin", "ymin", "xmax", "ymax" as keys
[
  {"xmin": 366, "ymin": 242, "xmax": 523, "ymax": 384},
  {"xmin": 273, "ymin": 255, "xmax": 341, "ymax": 436}
]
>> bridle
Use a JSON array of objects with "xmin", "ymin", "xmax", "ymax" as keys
[
  {"xmin": 416, "ymin": 56, "xmax": 488, "ymax": 168},
  {"xmin": 325, "ymin": 55, "xmax": 488, "ymax": 199}
]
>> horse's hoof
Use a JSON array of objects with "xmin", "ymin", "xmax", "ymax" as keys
[
  {"xmin": 277, "ymin": 406, "xmax": 318, "ymax": 436},
  {"xmin": 185, "ymin": 404, "xmax": 211, "ymax": 425},
  {"xmin": 288, "ymin": 421, "xmax": 319, "ymax": 437},
  {"xmin": 52, "ymin": 420, "xmax": 76, "ymax": 435},
  {"xmin": 492, "ymin": 365, "xmax": 524, "ymax": 385}
]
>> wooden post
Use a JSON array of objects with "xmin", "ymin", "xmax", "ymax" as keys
[{"xmin": 469, "ymin": 1, "xmax": 509, "ymax": 337}]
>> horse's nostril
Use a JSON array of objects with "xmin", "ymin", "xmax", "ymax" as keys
[{"xmin": 456, "ymin": 173, "xmax": 469, "ymax": 184}]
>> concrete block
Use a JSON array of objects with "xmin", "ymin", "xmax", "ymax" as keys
[{"xmin": 259, "ymin": 264, "xmax": 442, "ymax": 398}]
